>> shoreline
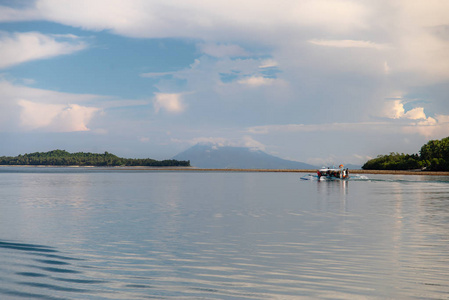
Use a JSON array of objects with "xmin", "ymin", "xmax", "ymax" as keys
[{"xmin": 2, "ymin": 165, "xmax": 449, "ymax": 176}]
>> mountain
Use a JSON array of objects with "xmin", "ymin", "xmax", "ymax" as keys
[
  {"xmin": 173, "ymin": 144, "xmax": 316, "ymax": 169},
  {"xmin": 344, "ymin": 163, "xmax": 362, "ymax": 170}
]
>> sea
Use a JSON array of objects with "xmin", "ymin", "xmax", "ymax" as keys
[{"xmin": 0, "ymin": 167, "xmax": 448, "ymax": 299}]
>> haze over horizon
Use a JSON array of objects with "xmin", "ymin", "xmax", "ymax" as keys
[{"xmin": 0, "ymin": 0, "xmax": 448, "ymax": 165}]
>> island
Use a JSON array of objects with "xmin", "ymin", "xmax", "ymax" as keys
[
  {"xmin": 362, "ymin": 136, "xmax": 449, "ymax": 171},
  {"xmin": 0, "ymin": 150, "xmax": 190, "ymax": 167}
]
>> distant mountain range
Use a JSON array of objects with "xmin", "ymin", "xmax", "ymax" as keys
[
  {"xmin": 342, "ymin": 163, "xmax": 362, "ymax": 170},
  {"xmin": 173, "ymin": 144, "xmax": 317, "ymax": 169}
]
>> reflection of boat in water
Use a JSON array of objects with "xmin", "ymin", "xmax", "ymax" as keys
[{"xmin": 317, "ymin": 165, "xmax": 349, "ymax": 180}]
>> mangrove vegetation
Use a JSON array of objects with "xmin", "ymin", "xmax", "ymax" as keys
[
  {"xmin": 0, "ymin": 150, "xmax": 190, "ymax": 167},
  {"xmin": 362, "ymin": 136, "xmax": 449, "ymax": 171}
]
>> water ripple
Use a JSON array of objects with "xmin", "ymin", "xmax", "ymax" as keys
[{"xmin": 0, "ymin": 241, "xmax": 57, "ymax": 253}]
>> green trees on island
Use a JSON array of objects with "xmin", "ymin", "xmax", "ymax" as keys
[
  {"xmin": 0, "ymin": 150, "xmax": 190, "ymax": 167},
  {"xmin": 362, "ymin": 153, "xmax": 423, "ymax": 171},
  {"xmin": 362, "ymin": 136, "xmax": 449, "ymax": 171}
]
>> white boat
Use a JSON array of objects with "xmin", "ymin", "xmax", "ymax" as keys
[{"xmin": 316, "ymin": 165, "xmax": 349, "ymax": 180}]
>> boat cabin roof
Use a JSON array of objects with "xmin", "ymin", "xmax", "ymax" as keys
[
  {"xmin": 319, "ymin": 168, "xmax": 341, "ymax": 172},
  {"xmin": 318, "ymin": 166, "xmax": 347, "ymax": 172}
]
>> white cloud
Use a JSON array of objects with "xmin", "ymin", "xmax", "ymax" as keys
[
  {"xmin": 0, "ymin": 80, "xmax": 103, "ymax": 105},
  {"xmin": 237, "ymin": 76, "xmax": 285, "ymax": 87},
  {"xmin": 378, "ymin": 99, "xmax": 449, "ymax": 139},
  {"xmin": 53, "ymin": 104, "xmax": 99, "ymax": 132},
  {"xmin": 153, "ymin": 93, "xmax": 185, "ymax": 114},
  {"xmin": 179, "ymin": 137, "xmax": 233, "ymax": 147},
  {"xmin": 246, "ymin": 100, "xmax": 449, "ymax": 142},
  {"xmin": 4, "ymin": 0, "xmax": 367, "ymax": 38},
  {"xmin": 404, "ymin": 107, "xmax": 426, "ymax": 120},
  {"xmin": 291, "ymin": 0, "xmax": 368, "ymax": 32},
  {"xmin": 308, "ymin": 39, "xmax": 388, "ymax": 50},
  {"xmin": 0, "ymin": 31, "xmax": 86, "ymax": 69},
  {"xmin": 18, "ymin": 100, "xmax": 99, "ymax": 132},
  {"xmin": 0, "ymin": 80, "xmax": 104, "ymax": 132},
  {"xmin": 383, "ymin": 100, "xmax": 426, "ymax": 120},
  {"xmin": 397, "ymin": 0, "xmax": 449, "ymax": 28},
  {"xmin": 146, "ymin": 55, "xmax": 287, "ymax": 97},
  {"xmin": 3, "ymin": 1, "xmax": 448, "ymax": 82},
  {"xmin": 259, "ymin": 59, "xmax": 278, "ymax": 69},
  {"xmin": 174, "ymin": 136, "xmax": 266, "ymax": 151},
  {"xmin": 18, "ymin": 100, "xmax": 62, "ymax": 129},
  {"xmin": 404, "ymin": 114, "xmax": 449, "ymax": 138},
  {"xmin": 383, "ymin": 1, "xmax": 449, "ymax": 81},
  {"xmin": 0, "ymin": 5, "xmax": 40, "ymax": 22},
  {"xmin": 241, "ymin": 136, "xmax": 266, "ymax": 151},
  {"xmin": 96, "ymin": 99, "xmax": 149, "ymax": 109}
]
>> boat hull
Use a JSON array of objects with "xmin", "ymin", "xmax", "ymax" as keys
[{"xmin": 318, "ymin": 175, "xmax": 349, "ymax": 181}]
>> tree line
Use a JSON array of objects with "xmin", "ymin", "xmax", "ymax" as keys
[
  {"xmin": 362, "ymin": 136, "xmax": 449, "ymax": 171},
  {"xmin": 0, "ymin": 150, "xmax": 190, "ymax": 167}
]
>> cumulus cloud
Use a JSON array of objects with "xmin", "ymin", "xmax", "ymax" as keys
[
  {"xmin": 247, "ymin": 98, "xmax": 449, "ymax": 139},
  {"xmin": 383, "ymin": 100, "xmax": 427, "ymax": 120},
  {"xmin": 378, "ymin": 97, "xmax": 449, "ymax": 139},
  {"xmin": 153, "ymin": 93, "xmax": 185, "ymax": 114},
  {"xmin": 0, "ymin": 80, "xmax": 104, "ymax": 132},
  {"xmin": 18, "ymin": 100, "xmax": 62, "ymax": 129},
  {"xmin": 0, "ymin": 31, "xmax": 87, "ymax": 69},
  {"xmin": 403, "ymin": 114, "xmax": 449, "ymax": 138},
  {"xmin": 18, "ymin": 100, "xmax": 99, "ymax": 132}
]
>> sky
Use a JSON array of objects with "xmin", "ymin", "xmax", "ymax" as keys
[{"xmin": 0, "ymin": 0, "xmax": 448, "ymax": 165}]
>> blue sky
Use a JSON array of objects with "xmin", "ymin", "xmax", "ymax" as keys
[{"xmin": 0, "ymin": 0, "xmax": 448, "ymax": 165}]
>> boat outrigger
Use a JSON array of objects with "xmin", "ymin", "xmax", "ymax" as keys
[{"xmin": 301, "ymin": 165, "xmax": 367, "ymax": 181}]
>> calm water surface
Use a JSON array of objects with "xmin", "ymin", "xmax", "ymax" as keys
[{"xmin": 0, "ymin": 167, "xmax": 448, "ymax": 299}]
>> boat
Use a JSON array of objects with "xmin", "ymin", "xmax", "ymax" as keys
[
  {"xmin": 301, "ymin": 165, "xmax": 368, "ymax": 181},
  {"xmin": 316, "ymin": 165, "xmax": 349, "ymax": 180}
]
